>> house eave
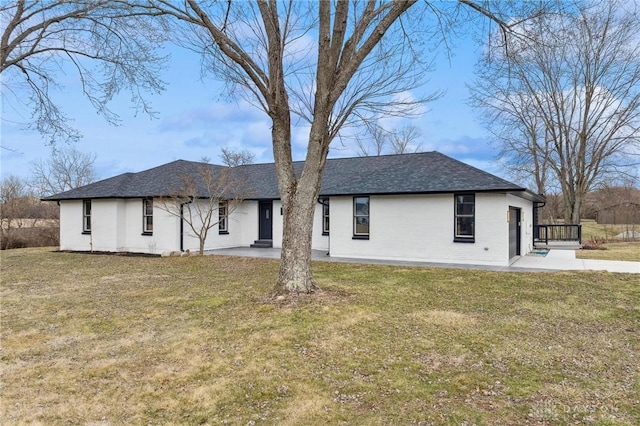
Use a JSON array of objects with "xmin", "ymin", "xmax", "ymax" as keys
[
  {"xmin": 318, "ymin": 188, "xmax": 545, "ymax": 201},
  {"xmin": 46, "ymin": 188, "xmax": 546, "ymax": 203}
]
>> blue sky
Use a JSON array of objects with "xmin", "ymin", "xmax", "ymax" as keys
[{"xmin": 1, "ymin": 33, "xmax": 500, "ymax": 185}]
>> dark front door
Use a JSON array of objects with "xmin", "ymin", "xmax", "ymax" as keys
[
  {"xmin": 259, "ymin": 201, "xmax": 273, "ymax": 240},
  {"xmin": 509, "ymin": 207, "xmax": 522, "ymax": 259}
]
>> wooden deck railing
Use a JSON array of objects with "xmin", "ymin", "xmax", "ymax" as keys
[{"xmin": 534, "ymin": 224, "xmax": 582, "ymax": 245}]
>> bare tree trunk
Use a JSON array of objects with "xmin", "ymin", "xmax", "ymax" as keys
[
  {"xmin": 278, "ymin": 192, "xmax": 318, "ymax": 293},
  {"xmin": 562, "ymin": 189, "xmax": 583, "ymax": 224},
  {"xmin": 565, "ymin": 193, "xmax": 584, "ymax": 224},
  {"xmin": 572, "ymin": 196, "xmax": 582, "ymax": 224},
  {"xmin": 271, "ymin": 107, "xmax": 327, "ymax": 293}
]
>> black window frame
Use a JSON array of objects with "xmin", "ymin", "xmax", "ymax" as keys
[
  {"xmin": 321, "ymin": 198, "xmax": 330, "ymax": 236},
  {"xmin": 82, "ymin": 199, "xmax": 91, "ymax": 234},
  {"xmin": 353, "ymin": 196, "xmax": 370, "ymax": 239},
  {"xmin": 454, "ymin": 193, "xmax": 475, "ymax": 242},
  {"xmin": 219, "ymin": 201, "xmax": 229, "ymax": 234},
  {"xmin": 142, "ymin": 198, "xmax": 153, "ymax": 235}
]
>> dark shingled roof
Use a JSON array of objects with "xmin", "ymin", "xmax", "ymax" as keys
[{"xmin": 43, "ymin": 152, "xmax": 544, "ymax": 202}]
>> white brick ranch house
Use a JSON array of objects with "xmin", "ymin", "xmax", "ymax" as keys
[{"xmin": 44, "ymin": 152, "xmax": 545, "ymax": 267}]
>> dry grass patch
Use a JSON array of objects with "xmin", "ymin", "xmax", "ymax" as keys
[
  {"xmin": 1, "ymin": 248, "xmax": 639, "ymax": 424},
  {"xmin": 409, "ymin": 309, "xmax": 478, "ymax": 328},
  {"xmin": 578, "ymin": 220, "xmax": 640, "ymax": 261},
  {"xmin": 577, "ymin": 241, "xmax": 640, "ymax": 261}
]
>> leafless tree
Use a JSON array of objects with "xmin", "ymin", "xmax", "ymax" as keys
[
  {"xmin": 157, "ymin": 164, "xmax": 248, "ymax": 255},
  {"xmin": 354, "ymin": 124, "xmax": 389, "ymax": 157},
  {"xmin": 148, "ymin": 0, "xmax": 428, "ymax": 292},
  {"xmin": 30, "ymin": 147, "xmax": 97, "ymax": 196},
  {"xmin": 354, "ymin": 123, "xmax": 423, "ymax": 156},
  {"xmin": 0, "ymin": 1, "xmax": 167, "ymax": 144},
  {"xmin": 219, "ymin": 147, "xmax": 255, "ymax": 167},
  {"xmin": 145, "ymin": 0, "xmax": 543, "ymax": 294},
  {"xmin": 470, "ymin": 0, "xmax": 640, "ymax": 223},
  {"xmin": 1, "ymin": 175, "xmax": 33, "ymax": 249},
  {"xmin": 389, "ymin": 125, "xmax": 423, "ymax": 154}
]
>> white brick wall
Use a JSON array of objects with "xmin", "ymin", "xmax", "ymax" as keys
[
  {"xmin": 328, "ymin": 193, "xmax": 534, "ymax": 267},
  {"xmin": 59, "ymin": 192, "xmax": 532, "ymax": 263}
]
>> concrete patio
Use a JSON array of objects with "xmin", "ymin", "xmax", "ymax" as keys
[
  {"xmin": 205, "ymin": 247, "xmax": 640, "ymax": 274},
  {"xmin": 510, "ymin": 248, "xmax": 639, "ymax": 273}
]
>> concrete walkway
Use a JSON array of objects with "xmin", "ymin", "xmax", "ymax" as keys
[
  {"xmin": 511, "ymin": 249, "xmax": 639, "ymax": 273},
  {"xmin": 205, "ymin": 247, "xmax": 640, "ymax": 274}
]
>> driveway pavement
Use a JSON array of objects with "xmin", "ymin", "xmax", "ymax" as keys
[{"xmin": 206, "ymin": 247, "xmax": 640, "ymax": 274}]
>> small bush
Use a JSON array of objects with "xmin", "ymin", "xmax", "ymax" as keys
[{"xmin": 582, "ymin": 236, "xmax": 607, "ymax": 250}]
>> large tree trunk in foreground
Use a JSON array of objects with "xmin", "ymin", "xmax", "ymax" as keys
[
  {"xmin": 272, "ymin": 115, "xmax": 327, "ymax": 294},
  {"xmin": 278, "ymin": 191, "xmax": 319, "ymax": 294}
]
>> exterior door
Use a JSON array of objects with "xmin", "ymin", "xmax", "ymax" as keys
[
  {"xmin": 259, "ymin": 201, "xmax": 273, "ymax": 240},
  {"xmin": 509, "ymin": 207, "xmax": 521, "ymax": 259}
]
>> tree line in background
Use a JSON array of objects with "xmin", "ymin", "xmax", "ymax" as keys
[
  {"xmin": 1, "ymin": 147, "xmax": 95, "ymax": 249},
  {"xmin": 2, "ymin": 1, "xmax": 639, "ymax": 293}
]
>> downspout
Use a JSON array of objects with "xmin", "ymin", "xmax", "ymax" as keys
[
  {"xmin": 533, "ymin": 199, "xmax": 546, "ymax": 247},
  {"xmin": 180, "ymin": 197, "xmax": 194, "ymax": 252}
]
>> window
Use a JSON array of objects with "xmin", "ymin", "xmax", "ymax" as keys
[
  {"xmin": 321, "ymin": 198, "xmax": 329, "ymax": 235},
  {"xmin": 82, "ymin": 200, "xmax": 91, "ymax": 233},
  {"xmin": 454, "ymin": 194, "xmax": 475, "ymax": 242},
  {"xmin": 219, "ymin": 201, "xmax": 228, "ymax": 234},
  {"xmin": 143, "ymin": 198, "xmax": 153, "ymax": 234},
  {"xmin": 353, "ymin": 196, "xmax": 369, "ymax": 238}
]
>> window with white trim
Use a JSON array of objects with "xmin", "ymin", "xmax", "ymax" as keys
[
  {"xmin": 143, "ymin": 198, "xmax": 153, "ymax": 234},
  {"xmin": 353, "ymin": 196, "xmax": 369, "ymax": 238},
  {"xmin": 454, "ymin": 194, "xmax": 475, "ymax": 242},
  {"xmin": 82, "ymin": 200, "xmax": 91, "ymax": 233}
]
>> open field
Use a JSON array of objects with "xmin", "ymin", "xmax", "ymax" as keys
[
  {"xmin": 1, "ymin": 219, "xmax": 59, "ymax": 229},
  {"xmin": 580, "ymin": 219, "xmax": 638, "ymax": 241},
  {"xmin": 1, "ymin": 248, "xmax": 639, "ymax": 425},
  {"xmin": 577, "ymin": 220, "xmax": 640, "ymax": 261}
]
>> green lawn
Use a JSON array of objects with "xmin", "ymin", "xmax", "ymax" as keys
[{"xmin": 2, "ymin": 248, "xmax": 639, "ymax": 425}]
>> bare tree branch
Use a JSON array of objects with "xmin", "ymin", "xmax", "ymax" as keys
[
  {"xmin": 156, "ymin": 164, "xmax": 251, "ymax": 255},
  {"xmin": 30, "ymin": 146, "xmax": 97, "ymax": 196},
  {"xmin": 1, "ymin": 1, "xmax": 168, "ymax": 143},
  {"xmin": 219, "ymin": 147, "xmax": 255, "ymax": 167},
  {"xmin": 470, "ymin": 0, "xmax": 640, "ymax": 222},
  {"xmin": 389, "ymin": 124, "xmax": 423, "ymax": 154}
]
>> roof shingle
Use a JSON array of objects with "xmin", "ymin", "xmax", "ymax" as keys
[{"xmin": 43, "ymin": 152, "xmax": 543, "ymax": 201}]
